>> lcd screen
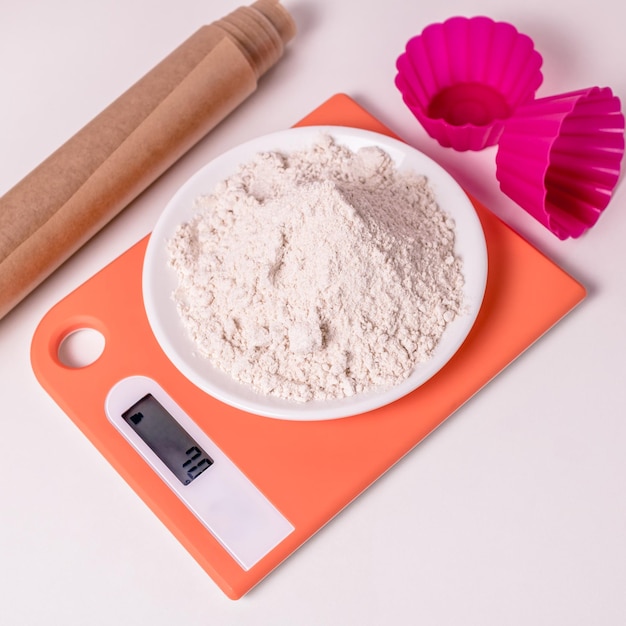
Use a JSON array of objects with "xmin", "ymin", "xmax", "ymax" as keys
[{"xmin": 122, "ymin": 394, "xmax": 213, "ymax": 485}]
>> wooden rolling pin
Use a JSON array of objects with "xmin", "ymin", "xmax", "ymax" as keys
[{"xmin": 0, "ymin": 0, "xmax": 296, "ymax": 320}]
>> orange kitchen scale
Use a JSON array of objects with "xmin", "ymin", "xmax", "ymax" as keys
[{"xmin": 30, "ymin": 94, "xmax": 586, "ymax": 599}]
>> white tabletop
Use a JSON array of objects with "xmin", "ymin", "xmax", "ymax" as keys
[{"xmin": 1, "ymin": 0, "xmax": 625, "ymax": 624}]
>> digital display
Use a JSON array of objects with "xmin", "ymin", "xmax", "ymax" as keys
[{"xmin": 122, "ymin": 394, "xmax": 213, "ymax": 485}]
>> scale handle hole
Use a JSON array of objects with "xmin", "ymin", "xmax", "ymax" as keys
[{"xmin": 57, "ymin": 328, "xmax": 106, "ymax": 368}]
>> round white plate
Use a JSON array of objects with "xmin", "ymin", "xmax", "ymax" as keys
[{"xmin": 143, "ymin": 126, "xmax": 488, "ymax": 420}]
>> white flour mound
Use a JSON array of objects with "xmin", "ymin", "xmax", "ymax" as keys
[{"xmin": 167, "ymin": 135, "xmax": 465, "ymax": 402}]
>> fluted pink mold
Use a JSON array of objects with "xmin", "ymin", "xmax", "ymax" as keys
[
  {"xmin": 395, "ymin": 16, "xmax": 543, "ymax": 151},
  {"xmin": 496, "ymin": 87, "xmax": 625, "ymax": 239}
]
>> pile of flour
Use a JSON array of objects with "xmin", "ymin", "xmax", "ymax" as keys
[{"xmin": 167, "ymin": 135, "xmax": 464, "ymax": 402}]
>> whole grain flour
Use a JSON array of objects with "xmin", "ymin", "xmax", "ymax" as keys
[{"xmin": 167, "ymin": 135, "xmax": 465, "ymax": 402}]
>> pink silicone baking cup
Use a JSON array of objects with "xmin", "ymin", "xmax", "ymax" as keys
[
  {"xmin": 395, "ymin": 16, "xmax": 543, "ymax": 151},
  {"xmin": 496, "ymin": 87, "xmax": 625, "ymax": 239}
]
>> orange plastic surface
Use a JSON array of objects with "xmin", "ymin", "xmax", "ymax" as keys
[{"xmin": 30, "ymin": 94, "xmax": 586, "ymax": 599}]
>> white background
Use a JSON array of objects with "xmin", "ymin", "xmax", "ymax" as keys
[{"xmin": 1, "ymin": 0, "xmax": 625, "ymax": 624}]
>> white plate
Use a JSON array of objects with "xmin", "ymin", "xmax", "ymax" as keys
[{"xmin": 143, "ymin": 126, "xmax": 488, "ymax": 420}]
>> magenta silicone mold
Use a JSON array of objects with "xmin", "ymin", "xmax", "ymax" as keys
[
  {"xmin": 496, "ymin": 87, "xmax": 625, "ymax": 239},
  {"xmin": 395, "ymin": 16, "xmax": 543, "ymax": 151}
]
